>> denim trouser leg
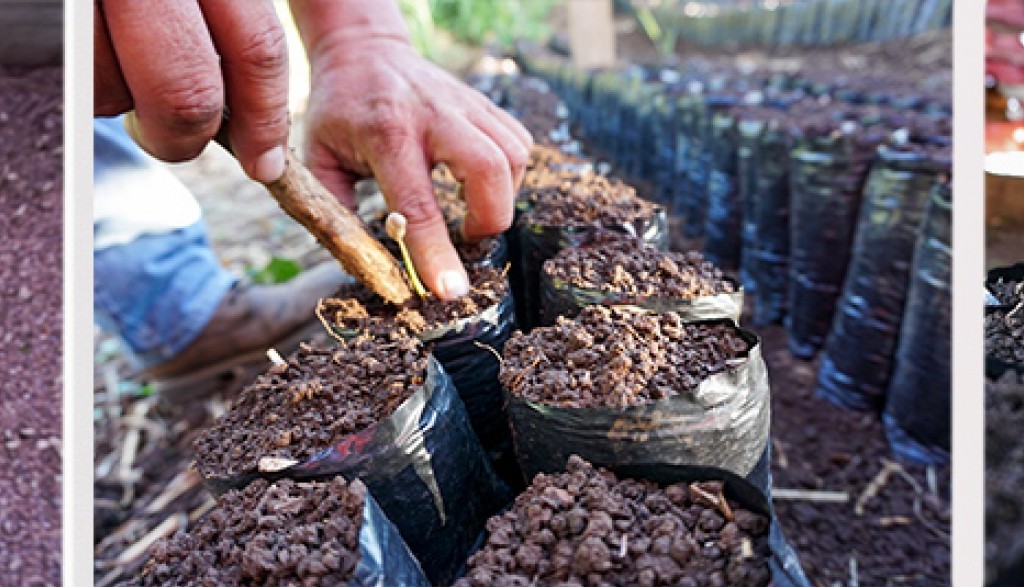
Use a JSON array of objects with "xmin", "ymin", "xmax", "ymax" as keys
[
  {"xmin": 94, "ymin": 116, "xmax": 236, "ymax": 368},
  {"xmin": 94, "ymin": 222, "xmax": 237, "ymax": 368}
]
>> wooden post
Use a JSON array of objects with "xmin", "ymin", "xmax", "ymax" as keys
[
  {"xmin": 0, "ymin": 1, "xmax": 63, "ymax": 66},
  {"xmin": 567, "ymin": 0, "xmax": 616, "ymax": 69}
]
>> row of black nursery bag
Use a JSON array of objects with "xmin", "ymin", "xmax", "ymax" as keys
[
  {"xmin": 514, "ymin": 46, "xmax": 952, "ymax": 466},
  {"xmin": 127, "ymin": 72, "xmax": 812, "ymax": 585},
  {"xmin": 482, "ymin": 72, "xmax": 811, "ymax": 585}
]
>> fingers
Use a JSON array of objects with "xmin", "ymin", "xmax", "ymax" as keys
[
  {"xmin": 94, "ymin": 3, "xmax": 132, "ymax": 116},
  {"xmin": 199, "ymin": 0, "xmax": 290, "ymax": 183},
  {"xmin": 482, "ymin": 97, "xmax": 534, "ymax": 151},
  {"xmin": 429, "ymin": 114, "xmax": 515, "ymax": 242},
  {"xmin": 104, "ymin": 0, "xmax": 223, "ymax": 162},
  {"xmin": 358, "ymin": 110, "xmax": 468, "ymax": 301},
  {"xmin": 467, "ymin": 106, "xmax": 532, "ymax": 192},
  {"xmin": 307, "ymin": 141, "xmax": 359, "ymax": 210}
]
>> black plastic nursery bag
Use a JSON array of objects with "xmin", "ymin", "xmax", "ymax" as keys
[
  {"xmin": 817, "ymin": 142, "xmax": 950, "ymax": 412},
  {"xmin": 200, "ymin": 358, "xmax": 512, "ymax": 585},
  {"xmin": 538, "ymin": 266, "xmax": 744, "ymax": 326},
  {"xmin": 519, "ymin": 209, "xmax": 670, "ymax": 330},
  {"xmin": 883, "ymin": 177, "xmax": 952, "ymax": 465},
  {"xmin": 507, "ymin": 321, "xmax": 770, "ymax": 491}
]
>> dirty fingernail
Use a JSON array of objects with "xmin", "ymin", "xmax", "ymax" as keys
[
  {"xmin": 253, "ymin": 145, "xmax": 286, "ymax": 183},
  {"xmin": 438, "ymin": 269, "xmax": 470, "ymax": 300}
]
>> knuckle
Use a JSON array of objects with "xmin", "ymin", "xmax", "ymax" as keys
[
  {"xmin": 473, "ymin": 208, "xmax": 513, "ymax": 234},
  {"xmin": 361, "ymin": 111, "xmax": 413, "ymax": 158},
  {"xmin": 469, "ymin": 149, "xmax": 504, "ymax": 176},
  {"xmin": 246, "ymin": 107, "xmax": 290, "ymax": 141},
  {"xmin": 397, "ymin": 192, "xmax": 443, "ymax": 230},
  {"xmin": 155, "ymin": 75, "xmax": 222, "ymax": 136},
  {"xmin": 236, "ymin": 21, "xmax": 288, "ymax": 77}
]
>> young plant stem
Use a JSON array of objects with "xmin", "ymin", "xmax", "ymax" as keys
[{"xmin": 386, "ymin": 212, "xmax": 428, "ymax": 298}]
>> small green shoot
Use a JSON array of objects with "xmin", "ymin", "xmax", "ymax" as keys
[{"xmin": 385, "ymin": 212, "xmax": 428, "ymax": 298}]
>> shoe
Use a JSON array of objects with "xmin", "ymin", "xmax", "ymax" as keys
[{"xmin": 144, "ymin": 262, "xmax": 353, "ymax": 403}]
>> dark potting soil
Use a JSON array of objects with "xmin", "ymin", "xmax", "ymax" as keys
[
  {"xmin": 0, "ymin": 66, "xmax": 63, "ymax": 586},
  {"xmin": 543, "ymin": 233, "xmax": 734, "ymax": 299},
  {"xmin": 761, "ymin": 324, "xmax": 951, "ymax": 585},
  {"xmin": 500, "ymin": 306, "xmax": 749, "ymax": 408},
  {"xmin": 986, "ymin": 372, "xmax": 1024, "ymax": 581},
  {"xmin": 319, "ymin": 266, "xmax": 509, "ymax": 337},
  {"xmin": 456, "ymin": 455, "xmax": 771, "ymax": 587},
  {"xmin": 522, "ymin": 172, "xmax": 660, "ymax": 227},
  {"xmin": 192, "ymin": 337, "xmax": 427, "ymax": 479},
  {"xmin": 986, "ymin": 280, "xmax": 1024, "ymax": 366},
  {"xmin": 133, "ymin": 477, "xmax": 365, "ymax": 586}
]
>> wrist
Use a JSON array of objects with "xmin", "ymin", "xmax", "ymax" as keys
[{"xmin": 290, "ymin": 0, "xmax": 411, "ymax": 70}]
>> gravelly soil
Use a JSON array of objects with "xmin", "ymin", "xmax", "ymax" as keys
[
  {"xmin": 132, "ymin": 477, "xmax": 367, "ymax": 586},
  {"xmin": 0, "ymin": 65, "xmax": 63, "ymax": 587},
  {"xmin": 321, "ymin": 265, "xmax": 509, "ymax": 338},
  {"xmin": 501, "ymin": 306, "xmax": 749, "ymax": 408},
  {"xmin": 193, "ymin": 336, "xmax": 426, "ymax": 480},
  {"xmin": 543, "ymin": 233, "xmax": 734, "ymax": 298},
  {"xmin": 457, "ymin": 455, "xmax": 771, "ymax": 587}
]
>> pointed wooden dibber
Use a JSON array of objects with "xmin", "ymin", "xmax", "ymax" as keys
[{"xmin": 262, "ymin": 150, "xmax": 413, "ymax": 305}]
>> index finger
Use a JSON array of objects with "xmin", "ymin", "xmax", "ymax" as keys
[
  {"xmin": 104, "ymin": 0, "xmax": 223, "ymax": 162},
  {"xmin": 200, "ymin": 0, "xmax": 290, "ymax": 183},
  {"xmin": 428, "ymin": 114, "xmax": 515, "ymax": 242}
]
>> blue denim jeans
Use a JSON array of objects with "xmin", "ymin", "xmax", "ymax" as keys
[{"xmin": 94, "ymin": 117, "xmax": 236, "ymax": 368}]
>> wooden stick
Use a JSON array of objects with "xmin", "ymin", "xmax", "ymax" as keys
[
  {"xmin": 264, "ymin": 151, "xmax": 413, "ymax": 305},
  {"xmin": 213, "ymin": 124, "xmax": 412, "ymax": 305}
]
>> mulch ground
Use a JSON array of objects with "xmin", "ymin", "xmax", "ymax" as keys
[{"xmin": 0, "ymin": 65, "xmax": 64, "ymax": 586}]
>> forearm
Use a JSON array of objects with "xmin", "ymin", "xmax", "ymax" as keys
[{"xmin": 289, "ymin": 0, "xmax": 411, "ymax": 69}]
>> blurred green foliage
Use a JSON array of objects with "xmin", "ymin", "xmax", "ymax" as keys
[
  {"xmin": 400, "ymin": 0, "xmax": 558, "ymax": 54},
  {"xmin": 249, "ymin": 257, "xmax": 302, "ymax": 285}
]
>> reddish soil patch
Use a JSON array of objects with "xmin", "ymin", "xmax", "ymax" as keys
[
  {"xmin": 522, "ymin": 172, "xmax": 660, "ymax": 227},
  {"xmin": 0, "ymin": 65, "xmax": 63, "ymax": 586}
]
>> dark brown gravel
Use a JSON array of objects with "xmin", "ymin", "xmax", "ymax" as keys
[
  {"xmin": 543, "ymin": 233, "xmax": 735, "ymax": 298},
  {"xmin": 134, "ymin": 477, "xmax": 366, "ymax": 586},
  {"xmin": 500, "ymin": 306, "xmax": 750, "ymax": 408},
  {"xmin": 192, "ymin": 336, "xmax": 427, "ymax": 479},
  {"xmin": 0, "ymin": 65, "xmax": 62, "ymax": 586},
  {"xmin": 987, "ymin": 280, "xmax": 1024, "ymax": 366},
  {"xmin": 456, "ymin": 455, "xmax": 771, "ymax": 587},
  {"xmin": 319, "ymin": 266, "xmax": 509, "ymax": 337},
  {"xmin": 522, "ymin": 172, "xmax": 660, "ymax": 227}
]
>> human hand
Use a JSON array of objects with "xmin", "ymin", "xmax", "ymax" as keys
[
  {"xmin": 94, "ymin": 0, "xmax": 290, "ymax": 183},
  {"xmin": 301, "ymin": 35, "xmax": 532, "ymax": 300}
]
